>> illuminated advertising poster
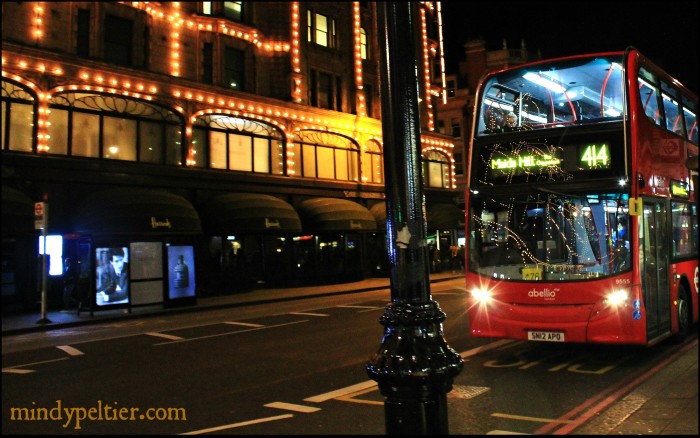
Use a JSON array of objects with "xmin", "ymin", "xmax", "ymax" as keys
[
  {"xmin": 95, "ymin": 246, "xmax": 130, "ymax": 307},
  {"xmin": 167, "ymin": 245, "xmax": 195, "ymax": 300}
]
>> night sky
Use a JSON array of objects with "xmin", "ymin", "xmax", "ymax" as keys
[{"xmin": 439, "ymin": 1, "xmax": 699, "ymax": 94}]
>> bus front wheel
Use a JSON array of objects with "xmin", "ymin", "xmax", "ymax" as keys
[{"xmin": 672, "ymin": 284, "xmax": 692, "ymax": 343}]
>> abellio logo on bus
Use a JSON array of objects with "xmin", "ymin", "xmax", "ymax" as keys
[{"xmin": 528, "ymin": 288, "xmax": 559, "ymax": 301}]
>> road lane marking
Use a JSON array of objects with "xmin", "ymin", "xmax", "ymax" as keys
[
  {"xmin": 264, "ymin": 402, "xmax": 321, "ymax": 413},
  {"xmin": 2, "ymin": 368, "xmax": 35, "ymax": 374},
  {"xmin": 336, "ymin": 305, "xmax": 380, "ymax": 309},
  {"xmin": 335, "ymin": 386, "xmax": 383, "ymax": 405},
  {"xmin": 145, "ymin": 332, "xmax": 184, "ymax": 340},
  {"xmin": 289, "ymin": 312, "xmax": 329, "ymax": 317},
  {"xmin": 154, "ymin": 320, "xmax": 308, "ymax": 345},
  {"xmin": 304, "ymin": 380, "xmax": 378, "ymax": 403},
  {"xmin": 2, "ymin": 357, "xmax": 69, "ymax": 374},
  {"xmin": 492, "ymin": 412, "xmax": 572, "ymax": 423},
  {"xmin": 224, "ymin": 321, "xmax": 265, "ymax": 327},
  {"xmin": 180, "ymin": 414, "xmax": 294, "ymax": 435},
  {"xmin": 57, "ymin": 345, "xmax": 84, "ymax": 356}
]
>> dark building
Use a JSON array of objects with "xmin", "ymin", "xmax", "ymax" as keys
[{"xmin": 1, "ymin": 2, "xmax": 462, "ymax": 314}]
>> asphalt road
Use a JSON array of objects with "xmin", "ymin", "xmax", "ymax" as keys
[{"xmin": 2, "ymin": 279, "xmax": 694, "ymax": 434}]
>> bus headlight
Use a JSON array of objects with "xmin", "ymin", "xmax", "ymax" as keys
[
  {"xmin": 471, "ymin": 288, "xmax": 493, "ymax": 304},
  {"xmin": 605, "ymin": 289, "xmax": 629, "ymax": 307}
]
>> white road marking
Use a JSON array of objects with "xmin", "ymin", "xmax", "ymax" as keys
[
  {"xmin": 224, "ymin": 321, "xmax": 265, "ymax": 327},
  {"xmin": 304, "ymin": 380, "xmax": 378, "ymax": 403},
  {"xmin": 57, "ymin": 345, "xmax": 84, "ymax": 356},
  {"xmin": 154, "ymin": 320, "xmax": 308, "ymax": 345},
  {"xmin": 289, "ymin": 312, "xmax": 329, "ymax": 317},
  {"xmin": 2, "ymin": 368, "xmax": 35, "ymax": 374},
  {"xmin": 336, "ymin": 305, "xmax": 380, "ymax": 309},
  {"xmin": 264, "ymin": 402, "xmax": 321, "ymax": 413},
  {"xmin": 180, "ymin": 414, "xmax": 294, "ymax": 435},
  {"xmin": 2, "ymin": 357, "xmax": 70, "ymax": 374},
  {"xmin": 145, "ymin": 332, "xmax": 184, "ymax": 340}
]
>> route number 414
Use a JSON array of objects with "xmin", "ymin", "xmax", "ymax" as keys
[{"xmin": 580, "ymin": 144, "xmax": 609, "ymax": 168}]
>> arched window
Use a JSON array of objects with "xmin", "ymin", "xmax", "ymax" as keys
[
  {"xmin": 293, "ymin": 130, "xmax": 359, "ymax": 181},
  {"xmin": 1, "ymin": 79, "xmax": 36, "ymax": 153},
  {"xmin": 47, "ymin": 93, "xmax": 183, "ymax": 164},
  {"xmin": 362, "ymin": 140, "xmax": 383, "ymax": 184},
  {"xmin": 422, "ymin": 150, "xmax": 451, "ymax": 188},
  {"xmin": 192, "ymin": 114, "xmax": 285, "ymax": 174}
]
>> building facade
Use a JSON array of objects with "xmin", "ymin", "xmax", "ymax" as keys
[{"xmin": 2, "ymin": 2, "xmax": 462, "ymax": 313}]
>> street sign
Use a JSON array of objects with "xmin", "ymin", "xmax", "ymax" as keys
[{"xmin": 34, "ymin": 202, "xmax": 47, "ymax": 229}]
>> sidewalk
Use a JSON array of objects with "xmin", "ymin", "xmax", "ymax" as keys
[
  {"xmin": 2, "ymin": 273, "xmax": 697, "ymax": 435},
  {"xmin": 1, "ymin": 272, "xmax": 461, "ymax": 335}
]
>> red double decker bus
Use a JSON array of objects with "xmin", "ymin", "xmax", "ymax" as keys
[{"xmin": 465, "ymin": 47, "xmax": 698, "ymax": 345}]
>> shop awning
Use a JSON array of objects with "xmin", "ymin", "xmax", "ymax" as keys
[
  {"xmin": 200, "ymin": 193, "xmax": 301, "ymax": 234},
  {"xmin": 2, "ymin": 185, "xmax": 35, "ymax": 236},
  {"xmin": 368, "ymin": 202, "xmax": 463, "ymax": 232},
  {"xmin": 74, "ymin": 188, "xmax": 201, "ymax": 235},
  {"xmin": 296, "ymin": 198, "xmax": 378, "ymax": 232},
  {"xmin": 369, "ymin": 202, "xmax": 387, "ymax": 231},
  {"xmin": 427, "ymin": 203, "xmax": 464, "ymax": 232}
]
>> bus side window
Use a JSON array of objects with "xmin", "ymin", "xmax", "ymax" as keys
[
  {"xmin": 639, "ymin": 68, "xmax": 663, "ymax": 127},
  {"xmin": 682, "ymin": 95, "xmax": 698, "ymax": 144}
]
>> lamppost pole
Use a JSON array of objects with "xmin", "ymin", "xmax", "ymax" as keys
[{"xmin": 367, "ymin": 2, "xmax": 463, "ymax": 435}]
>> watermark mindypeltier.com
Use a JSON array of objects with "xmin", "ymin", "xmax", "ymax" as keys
[{"xmin": 8, "ymin": 400, "xmax": 187, "ymax": 430}]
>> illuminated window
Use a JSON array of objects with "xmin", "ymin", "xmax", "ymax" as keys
[
  {"xmin": 422, "ymin": 150, "xmax": 450, "ymax": 188},
  {"xmin": 202, "ymin": 2, "xmax": 212, "ymax": 15},
  {"xmin": 294, "ymin": 130, "xmax": 359, "ymax": 181},
  {"xmin": 362, "ymin": 140, "xmax": 383, "ymax": 184},
  {"xmin": 192, "ymin": 115, "xmax": 285, "ymax": 175},
  {"xmin": 2, "ymin": 80, "xmax": 35, "ymax": 152},
  {"xmin": 48, "ymin": 93, "xmax": 183, "ymax": 164},
  {"xmin": 307, "ymin": 10, "xmax": 336, "ymax": 48},
  {"xmin": 224, "ymin": 1, "xmax": 243, "ymax": 22},
  {"xmin": 360, "ymin": 27, "xmax": 368, "ymax": 60}
]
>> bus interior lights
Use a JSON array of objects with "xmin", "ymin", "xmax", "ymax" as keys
[{"xmin": 522, "ymin": 72, "xmax": 566, "ymax": 93}]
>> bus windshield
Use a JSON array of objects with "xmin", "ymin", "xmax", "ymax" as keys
[
  {"xmin": 477, "ymin": 55, "xmax": 625, "ymax": 135},
  {"xmin": 469, "ymin": 190, "xmax": 631, "ymax": 281}
]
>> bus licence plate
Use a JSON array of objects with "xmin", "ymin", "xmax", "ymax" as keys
[{"xmin": 527, "ymin": 331, "xmax": 565, "ymax": 342}]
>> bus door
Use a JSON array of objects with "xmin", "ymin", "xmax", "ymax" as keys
[{"xmin": 639, "ymin": 198, "xmax": 671, "ymax": 341}]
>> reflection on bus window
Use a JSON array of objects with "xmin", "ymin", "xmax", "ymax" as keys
[{"xmin": 469, "ymin": 192, "xmax": 631, "ymax": 280}]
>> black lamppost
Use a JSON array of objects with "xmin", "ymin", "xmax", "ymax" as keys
[{"xmin": 366, "ymin": 2, "xmax": 463, "ymax": 435}]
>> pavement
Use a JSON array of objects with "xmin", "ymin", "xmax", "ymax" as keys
[{"xmin": 2, "ymin": 272, "xmax": 697, "ymax": 435}]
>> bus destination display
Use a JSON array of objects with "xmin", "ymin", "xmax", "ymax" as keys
[{"xmin": 487, "ymin": 142, "xmax": 612, "ymax": 178}]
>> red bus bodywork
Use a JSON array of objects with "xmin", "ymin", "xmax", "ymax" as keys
[{"xmin": 465, "ymin": 48, "xmax": 698, "ymax": 345}]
